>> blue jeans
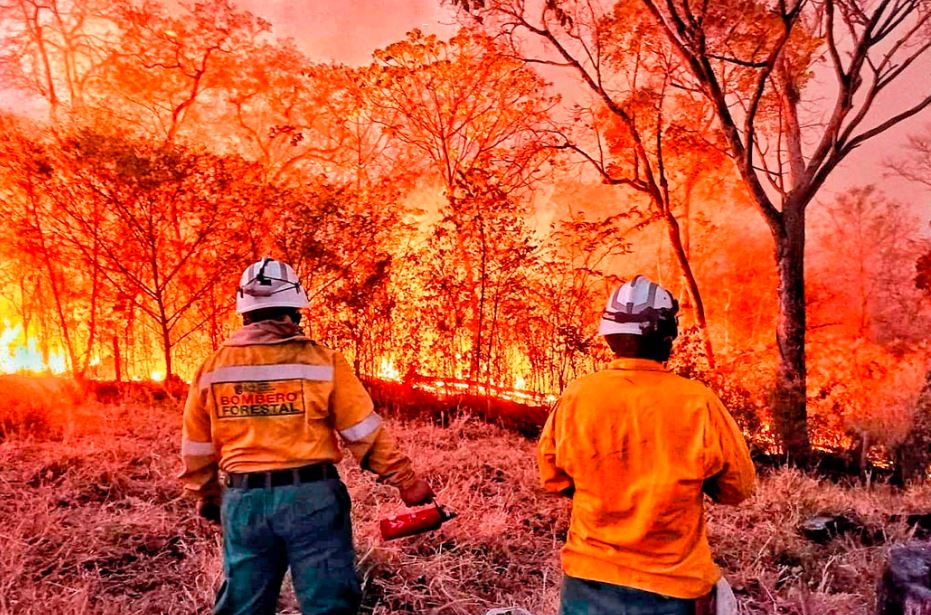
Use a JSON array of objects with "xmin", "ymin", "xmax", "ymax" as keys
[
  {"xmin": 214, "ymin": 479, "xmax": 361, "ymax": 615},
  {"xmin": 559, "ymin": 575, "xmax": 695, "ymax": 615}
]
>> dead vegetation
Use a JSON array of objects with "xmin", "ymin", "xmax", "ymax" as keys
[{"xmin": 1, "ymin": 393, "xmax": 929, "ymax": 614}]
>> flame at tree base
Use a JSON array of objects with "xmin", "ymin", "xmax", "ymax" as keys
[
  {"xmin": 0, "ymin": 324, "xmax": 915, "ymax": 476},
  {"xmin": 374, "ymin": 357, "xmax": 556, "ymax": 406},
  {"xmin": 0, "ymin": 323, "xmax": 67, "ymax": 375},
  {"xmin": 412, "ymin": 375, "xmax": 557, "ymax": 406}
]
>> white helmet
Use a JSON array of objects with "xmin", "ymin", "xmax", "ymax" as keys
[
  {"xmin": 598, "ymin": 275, "xmax": 679, "ymax": 337},
  {"xmin": 236, "ymin": 257, "xmax": 309, "ymax": 314}
]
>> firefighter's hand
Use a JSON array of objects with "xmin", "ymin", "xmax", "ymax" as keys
[
  {"xmin": 198, "ymin": 498, "xmax": 221, "ymax": 524},
  {"xmin": 399, "ymin": 479, "xmax": 435, "ymax": 507}
]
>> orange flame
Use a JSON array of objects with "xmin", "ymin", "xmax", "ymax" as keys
[
  {"xmin": 412, "ymin": 375, "xmax": 557, "ymax": 406},
  {"xmin": 0, "ymin": 322, "xmax": 67, "ymax": 375},
  {"xmin": 376, "ymin": 358, "xmax": 402, "ymax": 382}
]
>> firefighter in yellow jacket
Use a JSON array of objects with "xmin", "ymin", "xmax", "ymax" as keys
[
  {"xmin": 180, "ymin": 258, "xmax": 434, "ymax": 615},
  {"xmin": 539, "ymin": 276, "xmax": 755, "ymax": 615}
]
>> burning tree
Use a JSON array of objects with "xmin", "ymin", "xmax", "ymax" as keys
[
  {"xmin": 22, "ymin": 132, "xmax": 259, "ymax": 380},
  {"xmin": 528, "ymin": 209, "xmax": 637, "ymax": 390},
  {"xmin": 811, "ymin": 186, "xmax": 929, "ymax": 345},
  {"xmin": 642, "ymin": 0, "xmax": 931, "ymax": 462},
  {"xmin": 0, "ymin": 0, "xmax": 116, "ymax": 120},
  {"xmin": 0, "ymin": 116, "xmax": 86, "ymax": 375},
  {"xmin": 102, "ymin": 0, "xmax": 271, "ymax": 146},
  {"xmin": 421, "ymin": 168, "xmax": 539, "ymax": 386},
  {"xmin": 363, "ymin": 29, "xmax": 557, "ymax": 384}
]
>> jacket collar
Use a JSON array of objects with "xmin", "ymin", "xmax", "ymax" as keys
[
  {"xmin": 607, "ymin": 357, "xmax": 668, "ymax": 372},
  {"xmin": 223, "ymin": 318, "xmax": 310, "ymax": 347}
]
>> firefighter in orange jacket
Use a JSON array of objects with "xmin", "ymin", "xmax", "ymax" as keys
[
  {"xmin": 539, "ymin": 276, "xmax": 755, "ymax": 615},
  {"xmin": 179, "ymin": 258, "xmax": 434, "ymax": 615}
]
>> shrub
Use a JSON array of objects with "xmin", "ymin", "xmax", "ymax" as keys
[
  {"xmin": 808, "ymin": 339, "xmax": 929, "ymax": 454},
  {"xmin": 891, "ymin": 369, "xmax": 931, "ymax": 483},
  {"xmin": 0, "ymin": 375, "xmax": 80, "ymax": 441}
]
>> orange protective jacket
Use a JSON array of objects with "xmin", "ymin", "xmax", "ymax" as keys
[
  {"xmin": 538, "ymin": 358, "xmax": 755, "ymax": 599},
  {"xmin": 179, "ymin": 319, "xmax": 417, "ymax": 500}
]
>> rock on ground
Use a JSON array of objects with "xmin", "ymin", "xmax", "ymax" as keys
[{"xmin": 877, "ymin": 544, "xmax": 931, "ymax": 615}]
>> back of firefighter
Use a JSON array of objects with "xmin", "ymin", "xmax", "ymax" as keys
[
  {"xmin": 179, "ymin": 258, "xmax": 434, "ymax": 615},
  {"xmin": 539, "ymin": 276, "xmax": 755, "ymax": 615}
]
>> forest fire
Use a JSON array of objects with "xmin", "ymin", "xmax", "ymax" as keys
[
  {"xmin": 0, "ymin": 318, "xmax": 852, "ymax": 462},
  {"xmin": 376, "ymin": 358, "xmax": 557, "ymax": 406},
  {"xmin": 1, "ymin": 0, "xmax": 930, "ymax": 613},
  {"xmin": 0, "ymin": 0, "xmax": 925, "ymax": 473}
]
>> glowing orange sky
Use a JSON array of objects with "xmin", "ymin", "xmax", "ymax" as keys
[
  {"xmin": 231, "ymin": 0, "xmax": 930, "ymax": 219},
  {"xmin": 235, "ymin": 0, "xmax": 457, "ymax": 65}
]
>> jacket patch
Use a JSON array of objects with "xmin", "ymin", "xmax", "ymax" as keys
[{"xmin": 213, "ymin": 380, "xmax": 305, "ymax": 419}]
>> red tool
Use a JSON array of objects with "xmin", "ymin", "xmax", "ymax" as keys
[{"xmin": 379, "ymin": 502, "xmax": 457, "ymax": 541}]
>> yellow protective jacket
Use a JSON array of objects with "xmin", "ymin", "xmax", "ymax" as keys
[
  {"xmin": 179, "ymin": 319, "xmax": 417, "ymax": 500},
  {"xmin": 538, "ymin": 358, "xmax": 755, "ymax": 600}
]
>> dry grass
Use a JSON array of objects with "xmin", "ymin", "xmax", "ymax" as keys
[
  {"xmin": 0, "ymin": 392, "xmax": 929, "ymax": 615},
  {"xmin": 709, "ymin": 469, "xmax": 931, "ymax": 614}
]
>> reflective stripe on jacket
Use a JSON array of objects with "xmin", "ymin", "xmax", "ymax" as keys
[
  {"xmin": 538, "ymin": 358, "xmax": 755, "ymax": 600},
  {"xmin": 179, "ymin": 320, "xmax": 416, "ymax": 499}
]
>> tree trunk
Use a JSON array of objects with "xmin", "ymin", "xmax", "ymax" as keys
[
  {"xmin": 473, "ymin": 213, "xmax": 487, "ymax": 387},
  {"xmin": 113, "ymin": 332, "xmax": 122, "ymax": 383},
  {"xmin": 161, "ymin": 323, "xmax": 172, "ymax": 382},
  {"xmin": 663, "ymin": 208, "xmax": 715, "ymax": 368},
  {"xmin": 156, "ymin": 298, "xmax": 172, "ymax": 382},
  {"xmin": 773, "ymin": 205, "xmax": 811, "ymax": 462},
  {"xmin": 81, "ymin": 233, "xmax": 101, "ymax": 379}
]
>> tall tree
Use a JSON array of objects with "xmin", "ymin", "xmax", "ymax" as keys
[
  {"xmin": 419, "ymin": 168, "xmax": 539, "ymax": 384},
  {"xmin": 528, "ymin": 208, "xmax": 638, "ymax": 391},
  {"xmin": 275, "ymin": 180, "xmax": 409, "ymax": 375},
  {"xmin": 365, "ymin": 29, "xmax": 556, "ymax": 194},
  {"xmin": 0, "ymin": 116, "xmax": 90, "ymax": 375},
  {"xmin": 50, "ymin": 132, "xmax": 256, "ymax": 380},
  {"xmin": 811, "ymin": 186, "xmax": 928, "ymax": 345},
  {"xmin": 364, "ymin": 28, "xmax": 556, "ymax": 382},
  {"xmin": 101, "ymin": 0, "xmax": 270, "ymax": 146},
  {"xmin": 636, "ymin": 0, "xmax": 931, "ymax": 461}
]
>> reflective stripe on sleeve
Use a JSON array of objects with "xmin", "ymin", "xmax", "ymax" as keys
[
  {"xmin": 339, "ymin": 412, "xmax": 383, "ymax": 442},
  {"xmin": 199, "ymin": 364, "xmax": 333, "ymax": 390},
  {"xmin": 181, "ymin": 438, "xmax": 216, "ymax": 456}
]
